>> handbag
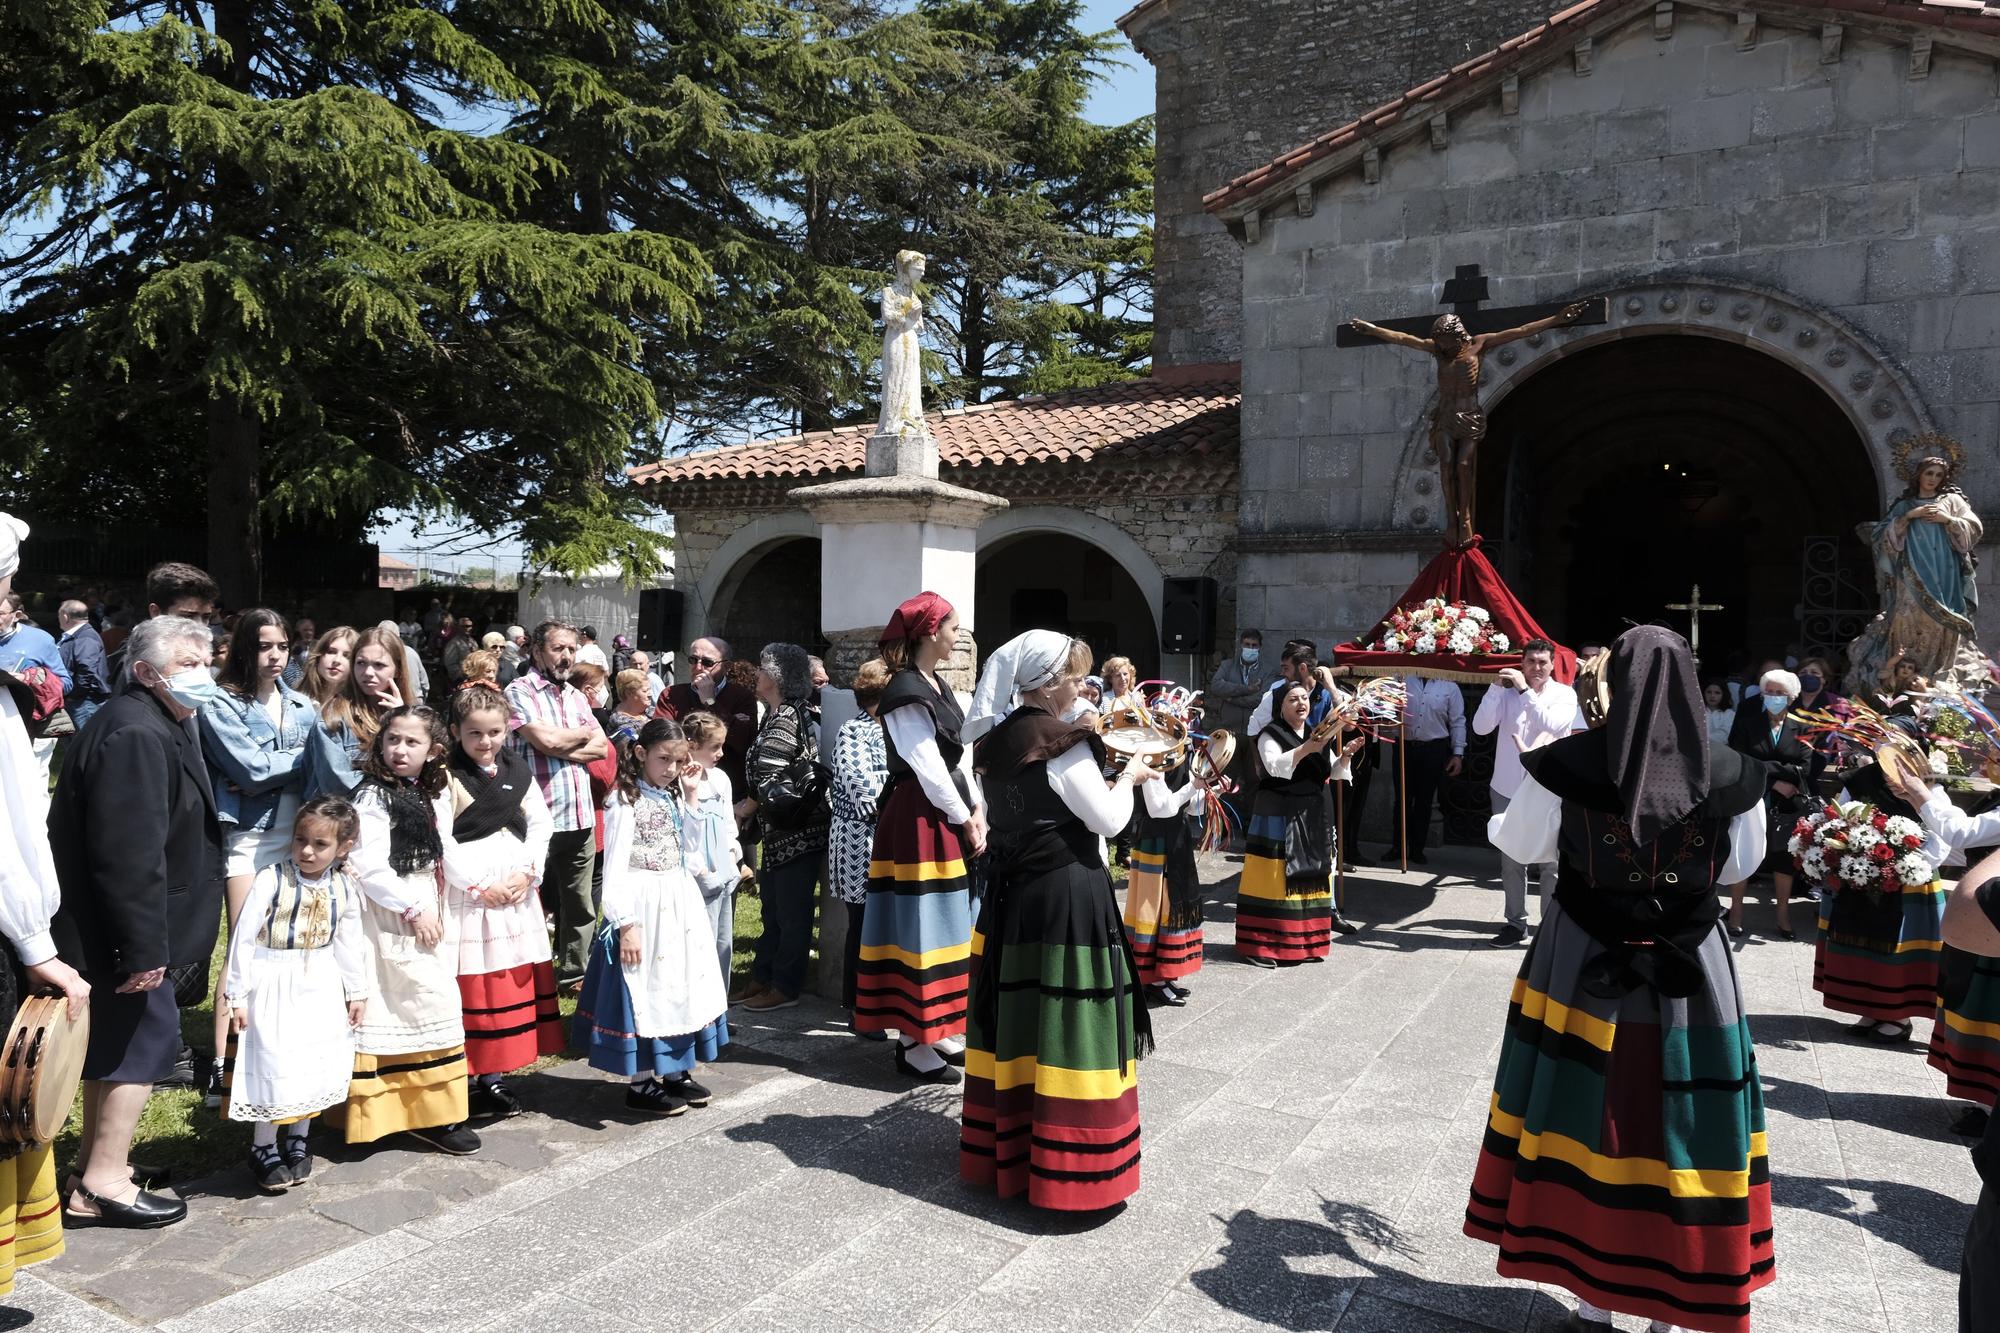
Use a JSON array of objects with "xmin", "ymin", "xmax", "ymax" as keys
[{"xmin": 757, "ymin": 711, "xmax": 831, "ymax": 828}]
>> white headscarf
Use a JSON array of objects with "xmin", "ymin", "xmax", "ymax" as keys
[
  {"xmin": 0, "ymin": 513, "xmax": 25, "ymax": 582},
  {"xmin": 965, "ymin": 629, "xmax": 1076, "ymax": 741}
]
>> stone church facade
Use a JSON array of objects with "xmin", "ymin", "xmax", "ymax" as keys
[{"xmin": 639, "ymin": 0, "xmax": 2000, "ymax": 685}]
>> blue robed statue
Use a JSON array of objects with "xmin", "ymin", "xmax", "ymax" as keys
[{"xmin": 1848, "ymin": 443, "xmax": 1985, "ymax": 693}]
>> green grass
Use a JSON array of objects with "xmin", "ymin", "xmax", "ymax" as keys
[{"xmin": 57, "ymin": 898, "xmax": 771, "ymax": 1186}]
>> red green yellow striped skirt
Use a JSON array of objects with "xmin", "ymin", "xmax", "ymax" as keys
[
  {"xmin": 962, "ymin": 859, "xmax": 1144, "ymax": 1211},
  {"xmin": 334, "ymin": 1045, "xmax": 469, "ymax": 1144},
  {"xmin": 0, "ymin": 1145, "xmax": 62, "ymax": 1295},
  {"xmin": 1930, "ymin": 948, "xmax": 2000, "ymax": 1107},
  {"xmin": 1122, "ymin": 838, "xmax": 1203, "ymax": 984},
  {"xmin": 1811, "ymin": 878, "xmax": 1944, "ymax": 1022},
  {"xmin": 1235, "ymin": 803, "xmax": 1332, "ymax": 963},
  {"xmin": 1464, "ymin": 902, "xmax": 1774, "ymax": 1333},
  {"xmin": 855, "ymin": 779, "xmax": 974, "ymax": 1044},
  {"xmin": 460, "ymin": 961, "xmax": 564, "ymax": 1076}
]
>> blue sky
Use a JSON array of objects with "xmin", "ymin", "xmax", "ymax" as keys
[{"xmin": 377, "ymin": 1, "xmax": 1158, "ymax": 569}]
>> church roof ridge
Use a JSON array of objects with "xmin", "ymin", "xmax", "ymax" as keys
[
  {"xmin": 1203, "ymin": 0, "xmax": 2000, "ymax": 219},
  {"xmin": 625, "ymin": 371, "xmax": 1242, "ymax": 499}
]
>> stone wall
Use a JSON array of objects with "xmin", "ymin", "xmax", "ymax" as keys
[
  {"xmin": 1123, "ymin": 0, "xmax": 1554, "ymax": 369},
  {"xmin": 1232, "ymin": 9, "xmax": 2000, "ymax": 651}
]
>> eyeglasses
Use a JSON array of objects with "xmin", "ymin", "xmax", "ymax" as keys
[{"xmin": 690, "ymin": 655, "xmax": 720, "ymax": 668}]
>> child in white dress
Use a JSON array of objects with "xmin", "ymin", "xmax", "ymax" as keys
[
  {"xmin": 573, "ymin": 718, "xmax": 729, "ymax": 1116},
  {"xmin": 222, "ymin": 797, "xmax": 368, "ymax": 1192}
]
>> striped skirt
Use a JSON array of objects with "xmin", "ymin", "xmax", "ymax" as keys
[
  {"xmin": 1235, "ymin": 788, "xmax": 1333, "ymax": 963},
  {"xmin": 1811, "ymin": 877, "xmax": 1944, "ymax": 1022},
  {"xmin": 1464, "ymin": 900, "xmax": 1775, "ymax": 1333},
  {"xmin": 962, "ymin": 859, "xmax": 1146, "ymax": 1211},
  {"xmin": 1930, "ymin": 948, "xmax": 2000, "ymax": 1107},
  {"xmin": 0, "ymin": 1146, "xmax": 62, "ymax": 1295},
  {"xmin": 855, "ymin": 779, "xmax": 973, "ymax": 1044},
  {"xmin": 337, "ymin": 1046, "xmax": 470, "ymax": 1144},
  {"xmin": 1122, "ymin": 836, "xmax": 1204, "ymax": 985},
  {"xmin": 460, "ymin": 961, "xmax": 565, "ymax": 1076}
]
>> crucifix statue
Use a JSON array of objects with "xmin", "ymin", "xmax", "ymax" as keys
[
  {"xmin": 1341, "ymin": 266, "xmax": 1606, "ymax": 548},
  {"xmin": 1665, "ymin": 583, "xmax": 1724, "ymax": 660}
]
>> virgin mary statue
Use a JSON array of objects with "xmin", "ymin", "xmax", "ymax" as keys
[
  {"xmin": 876, "ymin": 250, "xmax": 927, "ymax": 439},
  {"xmin": 1848, "ymin": 441, "xmax": 1986, "ymax": 691}
]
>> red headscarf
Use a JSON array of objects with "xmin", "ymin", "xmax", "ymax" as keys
[{"xmin": 880, "ymin": 591, "xmax": 952, "ymax": 646}]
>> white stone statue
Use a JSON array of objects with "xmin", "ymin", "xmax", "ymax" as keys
[{"xmin": 877, "ymin": 250, "xmax": 928, "ymax": 439}]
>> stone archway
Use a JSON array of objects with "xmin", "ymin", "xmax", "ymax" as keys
[
  {"xmin": 688, "ymin": 509, "xmax": 819, "ymax": 643},
  {"xmin": 978, "ymin": 506, "xmax": 1168, "ymax": 631},
  {"xmin": 1386, "ymin": 278, "xmax": 1934, "ymax": 534},
  {"xmin": 976, "ymin": 507, "xmax": 1166, "ymax": 679}
]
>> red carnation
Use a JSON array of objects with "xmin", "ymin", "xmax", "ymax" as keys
[
  {"xmin": 1869, "ymin": 843, "xmax": 1895, "ymax": 864},
  {"xmin": 1871, "ymin": 811, "xmax": 1890, "ymax": 831}
]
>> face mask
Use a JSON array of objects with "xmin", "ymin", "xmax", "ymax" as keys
[
  {"xmin": 1762, "ymin": 694, "xmax": 1789, "ymax": 715},
  {"xmin": 1798, "ymin": 673, "xmax": 1823, "ymax": 694},
  {"xmin": 1241, "ymin": 647, "xmax": 1260, "ymax": 665},
  {"xmin": 148, "ymin": 665, "xmax": 221, "ymax": 711}
]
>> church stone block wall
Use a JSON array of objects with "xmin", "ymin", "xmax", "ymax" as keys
[
  {"xmin": 1232, "ymin": 8, "xmax": 2000, "ymax": 652},
  {"xmin": 1123, "ymin": 0, "xmax": 1556, "ymax": 370}
]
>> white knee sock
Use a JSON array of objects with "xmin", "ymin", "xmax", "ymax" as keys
[
  {"xmin": 280, "ymin": 1117, "xmax": 312, "ymax": 1142},
  {"xmin": 932, "ymin": 1032, "xmax": 966, "ymax": 1056},
  {"xmin": 252, "ymin": 1122, "xmax": 278, "ymax": 1148},
  {"xmin": 900, "ymin": 1036, "xmax": 945, "ymax": 1072}
]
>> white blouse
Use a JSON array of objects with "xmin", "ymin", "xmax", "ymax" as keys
[
  {"xmin": 442, "ymin": 775, "xmax": 553, "ymax": 900},
  {"xmin": 1488, "ymin": 772, "xmax": 1767, "ymax": 886},
  {"xmin": 883, "ymin": 706, "xmax": 975, "ymax": 824},
  {"xmin": 1048, "ymin": 745, "xmax": 1136, "ymax": 838},
  {"xmin": 1256, "ymin": 731, "xmax": 1353, "ymax": 782},
  {"xmin": 1141, "ymin": 775, "xmax": 1200, "ymax": 819},
  {"xmin": 0, "ymin": 692, "xmax": 59, "ymax": 965},
  {"xmin": 349, "ymin": 787, "xmax": 457, "ymax": 916}
]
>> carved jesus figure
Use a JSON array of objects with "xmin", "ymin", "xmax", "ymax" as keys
[{"xmin": 1348, "ymin": 302, "xmax": 1590, "ymax": 546}]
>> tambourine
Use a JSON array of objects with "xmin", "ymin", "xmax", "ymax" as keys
[
  {"xmin": 1876, "ymin": 736, "xmax": 1930, "ymax": 793},
  {"xmin": 0, "ymin": 993, "xmax": 89, "ymax": 1145},
  {"xmin": 1097, "ymin": 703, "xmax": 1190, "ymax": 772},
  {"xmin": 1193, "ymin": 729, "xmax": 1236, "ymax": 782},
  {"xmin": 1575, "ymin": 647, "xmax": 1613, "ymax": 730}
]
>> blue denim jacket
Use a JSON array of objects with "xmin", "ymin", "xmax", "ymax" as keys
[{"xmin": 198, "ymin": 682, "xmax": 318, "ymax": 831}]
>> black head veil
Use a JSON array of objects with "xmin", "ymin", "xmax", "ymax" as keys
[{"xmin": 1603, "ymin": 625, "xmax": 1709, "ymax": 845}]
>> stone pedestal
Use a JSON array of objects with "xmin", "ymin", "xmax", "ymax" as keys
[{"xmin": 793, "ymin": 440, "xmax": 1005, "ymax": 1003}]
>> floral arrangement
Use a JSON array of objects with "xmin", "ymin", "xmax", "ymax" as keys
[
  {"xmin": 1788, "ymin": 800, "xmax": 1935, "ymax": 899},
  {"xmin": 1369, "ymin": 598, "xmax": 1511, "ymax": 656}
]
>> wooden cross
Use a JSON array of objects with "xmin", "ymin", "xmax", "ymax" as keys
[
  {"xmin": 1333, "ymin": 264, "xmax": 1610, "ymax": 347},
  {"xmin": 1665, "ymin": 584, "xmax": 1725, "ymax": 659}
]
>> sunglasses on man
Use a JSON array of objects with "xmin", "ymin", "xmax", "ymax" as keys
[{"xmin": 690, "ymin": 654, "xmax": 720, "ymax": 668}]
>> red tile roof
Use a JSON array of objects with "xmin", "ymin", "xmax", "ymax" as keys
[
  {"xmin": 627, "ymin": 373, "xmax": 1240, "ymax": 494},
  {"xmin": 1203, "ymin": 0, "xmax": 2000, "ymax": 217}
]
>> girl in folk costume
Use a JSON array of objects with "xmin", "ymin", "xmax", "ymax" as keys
[
  {"xmin": 1809, "ymin": 745, "xmax": 1946, "ymax": 1045},
  {"xmin": 1887, "ymin": 764, "xmax": 2000, "ymax": 1136},
  {"xmin": 1466, "ymin": 627, "xmax": 1774, "ymax": 1333},
  {"xmin": 0, "ymin": 512, "xmax": 84, "ymax": 1285},
  {"xmin": 1237, "ymin": 682, "xmax": 1362, "ymax": 967},
  {"xmin": 854, "ymin": 592, "xmax": 987, "ymax": 1083},
  {"xmin": 222, "ymin": 798, "xmax": 368, "ymax": 1192},
  {"xmin": 1122, "ymin": 745, "xmax": 1219, "ymax": 1006},
  {"xmin": 573, "ymin": 719, "xmax": 729, "ymax": 1116},
  {"xmin": 343, "ymin": 706, "xmax": 480, "ymax": 1156},
  {"xmin": 962, "ymin": 631, "xmax": 1157, "ymax": 1211},
  {"xmin": 442, "ymin": 686, "xmax": 562, "ymax": 1120},
  {"xmin": 679, "ymin": 710, "xmax": 749, "ymax": 994}
]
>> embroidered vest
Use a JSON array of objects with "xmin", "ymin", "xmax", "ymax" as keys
[
  {"xmin": 628, "ymin": 795, "xmax": 685, "ymax": 873},
  {"xmin": 257, "ymin": 863, "xmax": 350, "ymax": 951}
]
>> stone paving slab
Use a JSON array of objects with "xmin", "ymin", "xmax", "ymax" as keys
[{"xmin": 0, "ymin": 848, "xmax": 1980, "ymax": 1330}]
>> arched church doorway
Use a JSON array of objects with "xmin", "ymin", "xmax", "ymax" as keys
[
  {"xmin": 712, "ymin": 537, "xmax": 827, "ymax": 659},
  {"xmin": 976, "ymin": 532, "xmax": 1159, "ymax": 680},
  {"xmin": 1479, "ymin": 335, "xmax": 1880, "ymax": 676}
]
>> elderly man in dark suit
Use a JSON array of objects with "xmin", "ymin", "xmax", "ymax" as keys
[{"xmin": 48, "ymin": 615, "xmax": 222, "ymax": 1229}]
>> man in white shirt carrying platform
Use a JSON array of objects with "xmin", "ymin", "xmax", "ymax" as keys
[
  {"xmin": 1472, "ymin": 637, "xmax": 1580, "ymax": 947},
  {"xmin": 1383, "ymin": 674, "xmax": 1466, "ymax": 866}
]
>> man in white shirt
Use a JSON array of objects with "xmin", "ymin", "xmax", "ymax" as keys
[
  {"xmin": 1472, "ymin": 639, "xmax": 1579, "ymax": 945},
  {"xmin": 1382, "ymin": 674, "xmax": 1465, "ymax": 865},
  {"xmin": 574, "ymin": 625, "xmax": 610, "ymax": 670}
]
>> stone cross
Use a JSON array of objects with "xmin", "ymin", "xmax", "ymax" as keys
[{"xmin": 1665, "ymin": 583, "xmax": 1724, "ymax": 659}]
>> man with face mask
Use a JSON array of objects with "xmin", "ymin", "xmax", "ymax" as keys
[
  {"xmin": 505, "ymin": 620, "xmax": 610, "ymax": 988},
  {"xmin": 47, "ymin": 615, "xmax": 223, "ymax": 1229},
  {"xmin": 1206, "ymin": 629, "xmax": 1270, "ymax": 745}
]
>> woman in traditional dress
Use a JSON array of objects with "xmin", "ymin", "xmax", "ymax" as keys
[
  {"xmin": 1725, "ymin": 668, "xmax": 1811, "ymax": 940},
  {"xmin": 1889, "ymin": 765, "xmax": 2000, "ymax": 1134},
  {"xmin": 853, "ymin": 592, "xmax": 985, "ymax": 1082},
  {"xmin": 0, "ymin": 513, "xmax": 83, "ymax": 1271},
  {"xmin": 1850, "ymin": 449, "xmax": 1985, "ymax": 689},
  {"xmin": 961, "ymin": 630, "xmax": 1157, "ymax": 1211},
  {"xmin": 1123, "ymin": 747, "xmax": 1215, "ymax": 1006},
  {"xmin": 1237, "ymin": 682, "xmax": 1359, "ymax": 967},
  {"xmin": 1465, "ymin": 625, "xmax": 1774, "ymax": 1333},
  {"xmin": 1808, "ymin": 750, "xmax": 1946, "ymax": 1044}
]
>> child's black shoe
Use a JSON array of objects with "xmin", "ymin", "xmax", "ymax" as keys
[
  {"xmin": 625, "ymin": 1078, "xmax": 688, "ymax": 1117},
  {"xmin": 469, "ymin": 1080, "xmax": 523, "ymax": 1120},
  {"xmin": 249, "ymin": 1144, "xmax": 294, "ymax": 1194},
  {"xmin": 279, "ymin": 1133, "xmax": 313, "ymax": 1184},
  {"xmin": 666, "ymin": 1073, "xmax": 711, "ymax": 1107}
]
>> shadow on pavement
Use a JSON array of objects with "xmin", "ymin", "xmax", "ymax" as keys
[
  {"xmin": 1761, "ymin": 1072, "xmax": 1959, "ymax": 1142},
  {"xmin": 1772, "ymin": 1171, "xmax": 1973, "ymax": 1273}
]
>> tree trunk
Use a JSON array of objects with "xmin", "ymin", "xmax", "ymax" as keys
[
  {"xmin": 963, "ymin": 277, "xmax": 988, "ymax": 403},
  {"xmin": 207, "ymin": 396, "xmax": 263, "ymax": 608}
]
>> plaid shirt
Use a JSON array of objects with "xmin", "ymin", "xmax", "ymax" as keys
[{"xmin": 505, "ymin": 669, "xmax": 599, "ymax": 832}]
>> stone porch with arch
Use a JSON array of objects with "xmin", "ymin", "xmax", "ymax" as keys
[
  {"xmin": 1206, "ymin": 0, "xmax": 2000, "ymax": 669},
  {"xmin": 630, "ymin": 374, "xmax": 1241, "ymax": 684}
]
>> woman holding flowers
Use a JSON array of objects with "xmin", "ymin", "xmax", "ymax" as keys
[{"xmin": 1796, "ymin": 750, "xmax": 1947, "ymax": 1043}]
